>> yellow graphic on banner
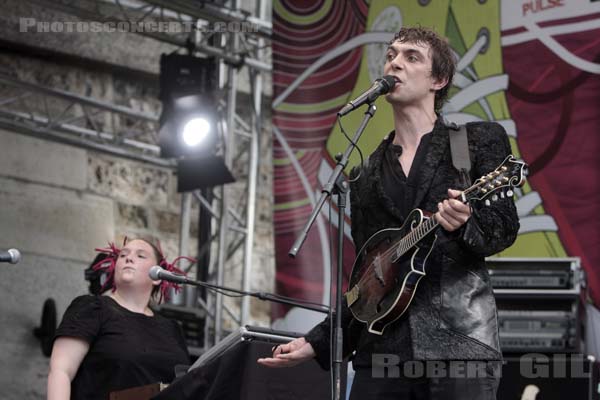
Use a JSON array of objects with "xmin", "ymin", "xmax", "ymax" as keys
[{"xmin": 324, "ymin": 0, "xmax": 567, "ymax": 258}]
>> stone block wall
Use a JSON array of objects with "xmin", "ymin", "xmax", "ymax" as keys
[{"xmin": 0, "ymin": 1, "xmax": 274, "ymax": 398}]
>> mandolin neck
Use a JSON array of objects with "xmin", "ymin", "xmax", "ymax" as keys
[{"xmin": 393, "ymin": 214, "xmax": 439, "ymax": 261}]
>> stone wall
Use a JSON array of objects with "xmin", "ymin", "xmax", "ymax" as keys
[{"xmin": 0, "ymin": 1, "xmax": 274, "ymax": 398}]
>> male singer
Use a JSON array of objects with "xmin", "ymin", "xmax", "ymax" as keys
[{"xmin": 259, "ymin": 26, "xmax": 518, "ymax": 399}]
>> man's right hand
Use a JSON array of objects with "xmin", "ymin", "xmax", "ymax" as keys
[{"xmin": 257, "ymin": 337, "xmax": 316, "ymax": 368}]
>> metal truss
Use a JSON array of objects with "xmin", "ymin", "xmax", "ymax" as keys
[
  {"xmin": 24, "ymin": 0, "xmax": 271, "ymax": 72},
  {"xmin": 3, "ymin": 0, "xmax": 272, "ymax": 350},
  {"xmin": 0, "ymin": 71, "xmax": 171, "ymax": 166}
]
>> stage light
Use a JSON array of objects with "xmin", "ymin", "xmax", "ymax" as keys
[
  {"xmin": 182, "ymin": 117, "xmax": 210, "ymax": 147},
  {"xmin": 158, "ymin": 53, "xmax": 235, "ymax": 190},
  {"xmin": 158, "ymin": 54, "xmax": 219, "ymax": 159},
  {"xmin": 158, "ymin": 93, "xmax": 218, "ymax": 158}
]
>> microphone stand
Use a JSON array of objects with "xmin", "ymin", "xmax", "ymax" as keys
[
  {"xmin": 288, "ymin": 103, "xmax": 377, "ymax": 400},
  {"xmin": 166, "ymin": 274, "xmax": 330, "ymax": 314}
]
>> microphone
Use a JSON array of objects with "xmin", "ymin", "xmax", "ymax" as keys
[
  {"xmin": 0, "ymin": 248, "xmax": 21, "ymax": 264},
  {"xmin": 148, "ymin": 265, "xmax": 188, "ymax": 284},
  {"xmin": 337, "ymin": 75, "xmax": 396, "ymax": 116}
]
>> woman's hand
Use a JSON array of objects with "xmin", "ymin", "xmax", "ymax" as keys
[{"xmin": 257, "ymin": 337, "xmax": 316, "ymax": 368}]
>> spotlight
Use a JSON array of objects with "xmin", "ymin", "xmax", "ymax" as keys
[
  {"xmin": 158, "ymin": 54, "xmax": 219, "ymax": 158},
  {"xmin": 158, "ymin": 54, "xmax": 235, "ymax": 190},
  {"xmin": 158, "ymin": 93, "xmax": 218, "ymax": 159},
  {"xmin": 182, "ymin": 117, "xmax": 210, "ymax": 147}
]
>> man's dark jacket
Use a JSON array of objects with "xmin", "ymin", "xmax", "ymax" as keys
[{"xmin": 305, "ymin": 119, "xmax": 520, "ymax": 369}]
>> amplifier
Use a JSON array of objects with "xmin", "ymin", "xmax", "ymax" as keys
[
  {"xmin": 499, "ymin": 332, "xmax": 575, "ymax": 353},
  {"xmin": 498, "ymin": 310, "xmax": 574, "ymax": 333},
  {"xmin": 496, "ymin": 298, "xmax": 581, "ymax": 353},
  {"xmin": 486, "ymin": 258, "xmax": 584, "ymax": 354},
  {"xmin": 498, "ymin": 309, "xmax": 576, "ymax": 349},
  {"xmin": 491, "ymin": 272, "xmax": 570, "ymax": 289},
  {"xmin": 486, "ymin": 257, "xmax": 582, "ymax": 291}
]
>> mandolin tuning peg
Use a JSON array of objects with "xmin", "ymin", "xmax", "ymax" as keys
[
  {"xmin": 485, "ymin": 199, "xmax": 491, "ymax": 206},
  {"xmin": 506, "ymin": 189, "xmax": 514, "ymax": 197},
  {"xmin": 492, "ymin": 194, "xmax": 498, "ymax": 201},
  {"xmin": 500, "ymin": 191, "xmax": 505, "ymax": 199}
]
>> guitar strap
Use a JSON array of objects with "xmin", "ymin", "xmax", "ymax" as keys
[{"xmin": 448, "ymin": 124, "xmax": 472, "ymax": 187}]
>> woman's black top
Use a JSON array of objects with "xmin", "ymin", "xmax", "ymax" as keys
[{"xmin": 55, "ymin": 295, "xmax": 190, "ymax": 400}]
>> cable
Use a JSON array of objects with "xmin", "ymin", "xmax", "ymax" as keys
[
  {"xmin": 337, "ymin": 115, "xmax": 364, "ymax": 183},
  {"xmin": 264, "ymin": 293, "xmax": 329, "ymax": 309},
  {"xmin": 184, "ymin": 277, "xmax": 330, "ymax": 309}
]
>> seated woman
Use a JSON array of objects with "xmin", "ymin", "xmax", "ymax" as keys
[{"xmin": 47, "ymin": 238, "xmax": 193, "ymax": 400}]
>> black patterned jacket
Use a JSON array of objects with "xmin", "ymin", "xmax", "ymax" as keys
[{"xmin": 305, "ymin": 119, "xmax": 520, "ymax": 369}]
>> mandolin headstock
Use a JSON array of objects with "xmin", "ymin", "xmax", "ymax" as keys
[{"xmin": 463, "ymin": 155, "xmax": 528, "ymax": 203}]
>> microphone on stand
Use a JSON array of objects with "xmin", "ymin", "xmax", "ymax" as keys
[
  {"xmin": 0, "ymin": 248, "xmax": 21, "ymax": 264},
  {"xmin": 149, "ymin": 266, "xmax": 329, "ymax": 314},
  {"xmin": 148, "ymin": 265, "xmax": 188, "ymax": 284},
  {"xmin": 337, "ymin": 75, "xmax": 396, "ymax": 116}
]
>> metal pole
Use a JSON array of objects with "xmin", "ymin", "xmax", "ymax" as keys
[
  {"xmin": 240, "ymin": 0, "xmax": 267, "ymax": 326},
  {"xmin": 168, "ymin": 192, "xmax": 192, "ymax": 305},
  {"xmin": 0, "ymin": 73, "xmax": 158, "ymax": 121},
  {"xmin": 182, "ymin": 193, "xmax": 198, "ymax": 308},
  {"xmin": 333, "ymin": 181, "xmax": 348, "ymax": 400},
  {"xmin": 215, "ymin": 6, "xmax": 240, "ymax": 341}
]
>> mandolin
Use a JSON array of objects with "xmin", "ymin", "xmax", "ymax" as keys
[{"xmin": 344, "ymin": 155, "xmax": 527, "ymax": 335}]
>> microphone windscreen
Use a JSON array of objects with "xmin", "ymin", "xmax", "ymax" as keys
[
  {"xmin": 380, "ymin": 75, "xmax": 396, "ymax": 92},
  {"xmin": 8, "ymin": 249, "xmax": 20, "ymax": 264},
  {"xmin": 148, "ymin": 265, "xmax": 163, "ymax": 280}
]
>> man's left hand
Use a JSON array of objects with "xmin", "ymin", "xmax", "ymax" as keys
[{"xmin": 436, "ymin": 188, "xmax": 471, "ymax": 232}]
